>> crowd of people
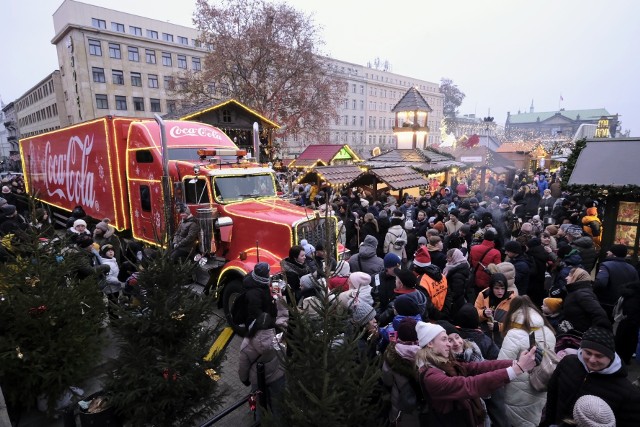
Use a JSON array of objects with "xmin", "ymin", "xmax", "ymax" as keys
[{"xmin": 241, "ymin": 170, "xmax": 640, "ymax": 426}]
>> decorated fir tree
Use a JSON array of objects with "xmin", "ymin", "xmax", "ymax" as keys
[
  {"xmin": 0, "ymin": 230, "xmax": 106, "ymax": 415},
  {"xmin": 104, "ymin": 254, "xmax": 226, "ymax": 426},
  {"xmin": 263, "ymin": 283, "xmax": 385, "ymax": 427}
]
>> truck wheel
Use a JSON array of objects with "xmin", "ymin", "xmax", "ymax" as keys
[{"xmin": 222, "ymin": 279, "xmax": 247, "ymax": 337}]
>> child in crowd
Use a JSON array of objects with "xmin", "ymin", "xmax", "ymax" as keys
[
  {"xmin": 98, "ymin": 243, "xmax": 123, "ymax": 317},
  {"xmin": 541, "ymin": 297, "xmax": 563, "ymax": 333}
]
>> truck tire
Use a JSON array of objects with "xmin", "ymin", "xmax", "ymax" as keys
[{"xmin": 222, "ymin": 279, "xmax": 247, "ymax": 337}]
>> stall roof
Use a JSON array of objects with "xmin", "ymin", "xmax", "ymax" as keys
[
  {"xmin": 568, "ymin": 138, "xmax": 640, "ymax": 186},
  {"xmin": 288, "ymin": 144, "xmax": 361, "ymax": 168},
  {"xmin": 363, "ymin": 148, "xmax": 463, "ymax": 172},
  {"xmin": 295, "ymin": 165, "xmax": 365, "ymax": 187},
  {"xmin": 441, "ymin": 146, "xmax": 515, "ymax": 172},
  {"xmin": 354, "ymin": 166, "xmax": 430, "ymax": 190}
]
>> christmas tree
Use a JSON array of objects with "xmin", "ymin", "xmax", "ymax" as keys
[
  {"xmin": 104, "ymin": 253, "xmax": 226, "ymax": 426},
  {"xmin": 263, "ymin": 283, "xmax": 385, "ymax": 426},
  {"xmin": 0, "ymin": 229, "xmax": 106, "ymax": 416}
]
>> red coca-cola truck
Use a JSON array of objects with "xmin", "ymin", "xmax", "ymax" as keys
[{"xmin": 19, "ymin": 115, "xmax": 337, "ymax": 331}]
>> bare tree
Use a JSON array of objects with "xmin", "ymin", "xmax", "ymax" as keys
[{"xmin": 184, "ymin": 0, "xmax": 345, "ymax": 148}]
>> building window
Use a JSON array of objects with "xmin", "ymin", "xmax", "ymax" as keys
[
  {"xmin": 95, "ymin": 94, "xmax": 108, "ymax": 109},
  {"xmin": 351, "ymin": 84, "xmax": 356, "ymax": 93},
  {"xmin": 177, "ymin": 36, "xmax": 188, "ymax": 45},
  {"xmin": 92, "ymin": 67, "xmax": 105, "ymax": 83},
  {"xmin": 129, "ymin": 26, "xmax": 142, "ymax": 36},
  {"xmin": 222, "ymin": 110, "xmax": 232, "ymax": 123},
  {"xmin": 162, "ymin": 52, "xmax": 172, "ymax": 66},
  {"xmin": 147, "ymin": 29, "xmax": 158, "ymax": 39},
  {"xmin": 148, "ymin": 74, "xmax": 159, "ymax": 88},
  {"xmin": 192, "ymin": 57, "xmax": 201, "ymax": 71},
  {"xmin": 115, "ymin": 95, "xmax": 127, "ymax": 110},
  {"xmin": 131, "ymin": 72, "xmax": 142, "ymax": 87},
  {"xmin": 162, "ymin": 33, "xmax": 174, "ymax": 42},
  {"xmin": 360, "ymin": 100, "xmax": 364, "ymax": 110},
  {"xmin": 128, "ymin": 46, "xmax": 139, "ymax": 62},
  {"xmin": 109, "ymin": 43, "xmax": 121, "ymax": 59},
  {"xmin": 92, "ymin": 18, "xmax": 106, "ymax": 29},
  {"xmin": 145, "ymin": 49, "xmax": 156, "ymax": 64},
  {"xmin": 167, "ymin": 101, "xmax": 176, "ymax": 113},
  {"xmin": 112, "ymin": 70, "xmax": 124, "ymax": 85},
  {"xmin": 177, "ymin": 54, "xmax": 187, "ymax": 69},
  {"xmin": 88, "ymin": 39, "xmax": 101, "ymax": 56},
  {"xmin": 352, "ymin": 116, "xmax": 356, "ymax": 125},
  {"xmin": 352, "ymin": 99, "xmax": 356, "ymax": 109},
  {"xmin": 111, "ymin": 22, "xmax": 125, "ymax": 32},
  {"xmin": 164, "ymin": 76, "xmax": 174, "ymax": 90},
  {"xmin": 133, "ymin": 97, "xmax": 144, "ymax": 111},
  {"xmin": 150, "ymin": 98, "xmax": 161, "ymax": 112}
]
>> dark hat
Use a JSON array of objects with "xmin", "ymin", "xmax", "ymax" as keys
[
  {"xmin": 527, "ymin": 237, "xmax": 542, "ymax": 248},
  {"xmin": 504, "ymin": 240, "xmax": 522, "ymax": 255},
  {"xmin": 396, "ymin": 317, "xmax": 418, "ymax": 343},
  {"xmin": 453, "ymin": 303, "xmax": 480, "ymax": 329},
  {"xmin": 384, "ymin": 253, "xmax": 401, "ymax": 269},
  {"xmin": 394, "ymin": 268, "xmax": 417, "ymax": 289},
  {"xmin": 581, "ymin": 326, "xmax": 615, "ymax": 360},
  {"xmin": 609, "ymin": 244, "xmax": 628, "ymax": 258},
  {"xmin": 315, "ymin": 242, "xmax": 325, "ymax": 252},
  {"xmin": 437, "ymin": 320, "xmax": 459, "ymax": 336},
  {"xmin": 35, "ymin": 208, "xmax": 46, "ymax": 221},
  {"xmin": 394, "ymin": 291, "xmax": 427, "ymax": 316},
  {"xmin": 501, "ymin": 197, "xmax": 510, "ymax": 205},
  {"xmin": 1, "ymin": 204, "xmax": 16, "ymax": 216},
  {"xmin": 449, "ymin": 208, "xmax": 460, "ymax": 218},
  {"xmin": 176, "ymin": 203, "xmax": 189, "ymax": 214},
  {"xmin": 460, "ymin": 201, "xmax": 471, "ymax": 210},
  {"xmin": 483, "ymin": 229, "xmax": 495, "ymax": 241},
  {"xmin": 99, "ymin": 244, "xmax": 114, "ymax": 256},
  {"xmin": 489, "ymin": 273, "xmax": 508, "ymax": 289},
  {"xmin": 468, "ymin": 213, "xmax": 480, "ymax": 221},
  {"xmin": 469, "ymin": 197, "xmax": 479, "ymax": 204},
  {"xmin": 76, "ymin": 236, "xmax": 94, "ymax": 248},
  {"xmin": 253, "ymin": 262, "xmax": 270, "ymax": 278}
]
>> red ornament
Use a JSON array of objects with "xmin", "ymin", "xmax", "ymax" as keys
[
  {"xmin": 28, "ymin": 305, "xmax": 48, "ymax": 317},
  {"xmin": 162, "ymin": 368, "xmax": 169, "ymax": 380}
]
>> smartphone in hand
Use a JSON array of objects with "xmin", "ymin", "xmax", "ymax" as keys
[{"xmin": 529, "ymin": 331, "xmax": 536, "ymax": 349}]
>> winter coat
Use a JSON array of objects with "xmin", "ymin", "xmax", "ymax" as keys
[
  {"xmin": 594, "ymin": 257, "xmax": 639, "ymax": 308},
  {"xmin": 280, "ymin": 257, "xmax": 313, "ymax": 297},
  {"xmin": 541, "ymin": 352, "xmax": 640, "ymax": 427},
  {"xmin": 98, "ymin": 256, "xmax": 122, "ymax": 294},
  {"xmin": 444, "ymin": 219, "xmax": 463, "ymax": 236},
  {"xmin": 469, "ymin": 240, "xmax": 501, "ymax": 290},
  {"xmin": 349, "ymin": 235, "xmax": 384, "ymax": 275},
  {"xmin": 382, "ymin": 342, "xmax": 423, "ymax": 427},
  {"xmin": 67, "ymin": 248, "xmax": 111, "ymax": 281},
  {"xmin": 384, "ymin": 224, "xmax": 408, "ymax": 260},
  {"xmin": 428, "ymin": 249, "xmax": 447, "ymax": 271},
  {"xmin": 359, "ymin": 221, "xmax": 380, "ymax": 245},
  {"xmin": 238, "ymin": 328, "xmax": 285, "ymax": 388},
  {"xmin": 492, "ymin": 262, "xmax": 517, "ymax": 294},
  {"xmin": 538, "ymin": 196, "xmax": 556, "ymax": 221},
  {"xmin": 549, "ymin": 252, "xmax": 583, "ymax": 299},
  {"xmin": 378, "ymin": 314, "xmax": 423, "ymax": 354},
  {"xmin": 475, "ymin": 288, "xmax": 515, "ymax": 335},
  {"xmin": 457, "ymin": 327, "xmax": 500, "ymax": 360},
  {"xmin": 509, "ymin": 254, "xmax": 531, "ymax": 297},
  {"xmin": 243, "ymin": 272, "xmax": 278, "ymax": 332},
  {"xmin": 444, "ymin": 262, "xmax": 470, "ymax": 320},
  {"xmin": 172, "ymin": 215, "xmax": 200, "ymax": 252},
  {"xmin": 373, "ymin": 270, "xmax": 398, "ymax": 314},
  {"xmin": 420, "ymin": 359, "xmax": 513, "ymax": 427},
  {"xmin": 498, "ymin": 309, "xmax": 556, "ymax": 427},
  {"xmin": 570, "ymin": 236, "xmax": 597, "ymax": 273},
  {"xmin": 563, "ymin": 280, "xmax": 610, "ymax": 333}
]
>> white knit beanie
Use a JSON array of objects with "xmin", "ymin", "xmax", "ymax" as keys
[
  {"xmin": 416, "ymin": 321, "xmax": 445, "ymax": 348},
  {"xmin": 572, "ymin": 395, "xmax": 616, "ymax": 427}
]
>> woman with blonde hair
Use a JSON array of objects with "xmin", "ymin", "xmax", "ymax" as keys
[
  {"xmin": 415, "ymin": 321, "xmax": 538, "ymax": 426},
  {"xmin": 498, "ymin": 295, "xmax": 556, "ymax": 427}
]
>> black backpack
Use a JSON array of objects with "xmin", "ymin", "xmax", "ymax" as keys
[
  {"xmin": 230, "ymin": 291, "xmax": 249, "ymax": 327},
  {"xmin": 588, "ymin": 220, "xmax": 601, "ymax": 236}
]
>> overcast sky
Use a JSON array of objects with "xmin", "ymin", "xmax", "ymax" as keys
[{"xmin": 2, "ymin": 0, "xmax": 638, "ymax": 135}]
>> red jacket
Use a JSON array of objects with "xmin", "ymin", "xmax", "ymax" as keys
[
  {"xmin": 469, "ymin": 241, "xmax": 501, "ymax": 289},
  {"xmin": 421, "ymin": 359, "xmax": 513, "ymax": 426}
]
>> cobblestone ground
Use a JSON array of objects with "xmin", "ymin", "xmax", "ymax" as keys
[{"xmin": 16, "ymin": 308, "xmax": 255, "ymax": 427}]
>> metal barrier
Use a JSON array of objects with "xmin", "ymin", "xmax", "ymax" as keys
[{"xmin": 199, "ymin": 362, "xmax": 266, "ymax": 427}]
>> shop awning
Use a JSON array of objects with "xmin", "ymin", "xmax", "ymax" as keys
[
  {"xmin": 350, "ymin": 166, "xmax": 430, "ymax": 191},
  {"xmin": 295, "ymin": 165, "xmax": 365, "ymax": 187}
]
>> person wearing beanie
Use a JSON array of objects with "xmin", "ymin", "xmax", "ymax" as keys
[
  {"xmin": 525, "ymin": 236, "xmax": 552, "ymax": 307},
  {"xmin": 572, "ymin": 395, "xmax": 616, "ymax": 427},
  {"xmin": 338, "ymin": 271, "xmax": 374, "ymax": 308},
  {"xmin": 242, "ymin": 261, "xmax": 283, "ymax": 337},
  {"xmin": 416, "ymin": 319, "xmax": 538, "ymax": 427},
  {"xmin": 438, "ymin": 319, "xmax": 484, "ymax": 363},
  {"xmin": 504, "ymin": 240, "xmax": 532, "ymax": 297},
  {"xmin": 417, "ymin": 235, "xmax": 428, "ymax": 247},
  {"xmin": 568, "ymin": 227, "xmax": 598, "ymax": 273},
  {"xmin": 454, "ymin": 303, "xmax": 500, "ymax": 361},
  {"xmin": 348, "ymin": 234, "xmax": 384, "ymax": 276},
  {"xmin": 562, "ymin": 267, "xmax": 610, "ymax": 334},
  {"xmin": 68, "ymin": 235, "xmax": 111, "ymax": 280},
  {"xmin": 169, "ymin": 203, "xmax": 201, "ymax": 262},
  {"xmin": 444, "ymin": 209, "xmax": 463, "ymax": 236},
  {"xmin": 93, "ymin": 218, "xmax": 122, "ymax": 262},
  {"xmin": 541, "ymin": 297, "xmax": 564, "ymax": 333},
  {"xmin": 412, "ymin": 245, "xmax": 432, "ymax": 268},
  {"xmin": 328, "ymin": 260, "xmax": 350, "ymax": 293},
  {"xmin": 474, "ymin": 272, "xmax": 516, "ymax": 346},
  {"xmin": 542, "ymin": 325, "xmax": 640, "ymax": 427},
  {"xmin": 377, "ymin": 291, "xmax": 427, "ymax": 354},
  {"xmin": 384, "ymin": 215, "xmax": 409, "ymax": 263},
  {"xmin": 594, "ymin": 244, "xmax": 639, "ymax": 322},
  {"xmin": 0, "ymin": 203, "xmax": 27, "ymax": 236},
  {"xmin": 349, "ymin": 301, "xmax": 380, "ymax": 360},
  {"xmin": 370, "ymin": 253, "xmax": 402, "ymax": 314},
  {"xmin": 469, "ymin": 228, "xmax": 502, "ymax": 293},
  {"xmin": 381, "ymin": 316, "xmax": 423, "ymax": 425},
  {"xmin": 376, "ymin": 267, "xmax": 424, "ymax": 328},
  {"xmin": 441, "ymin": 248, "xmax": 470, "ymax": 320},
  {"xmin": 581, "ymin": 206, "xmax": 602, "ymax": 247}
]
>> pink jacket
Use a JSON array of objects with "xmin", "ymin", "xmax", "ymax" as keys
[{"xmin": 421, "ymin": 359, "xmax": 513, "ymax": 426}]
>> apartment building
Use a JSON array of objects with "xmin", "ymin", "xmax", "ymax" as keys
[
  {"xmin": 13, "ymin": 71, "xmax": 69, "ymax": 138},
  {"xmin": 51, "ymin": 0, "xmax": 205, "ymax": 124}
]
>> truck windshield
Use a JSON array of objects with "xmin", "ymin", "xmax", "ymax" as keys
[{"xmin": 212, "ymin": 174, "xmax": 276, "ymax": 203}]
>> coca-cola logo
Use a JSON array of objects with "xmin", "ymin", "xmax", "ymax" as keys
[
  {"xmin": 41, "ymin": 134, "xmax": 96, "ymax": 207},
  {"xmin": 169, "ymin": 126, "xmax": 223, "ymax": 140}
]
